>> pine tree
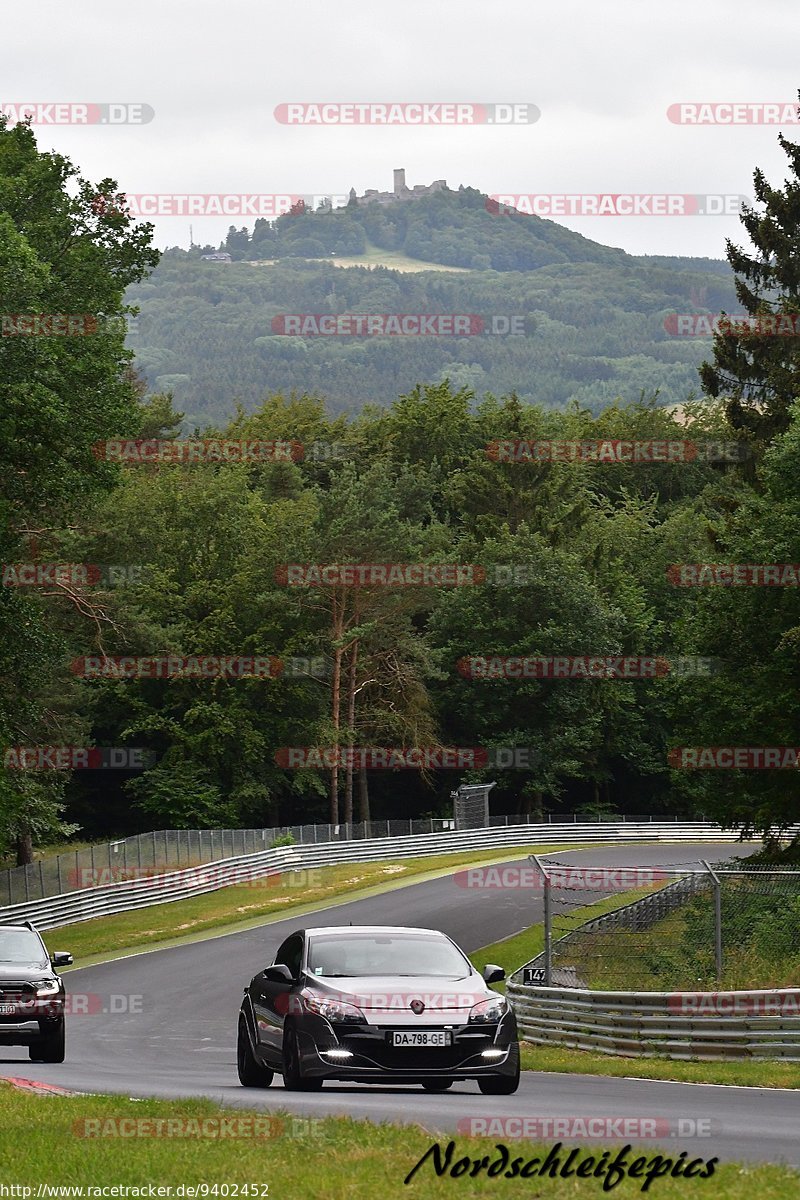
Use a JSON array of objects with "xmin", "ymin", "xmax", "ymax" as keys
[{"xmin": 700, "ymin": 107, "xmax": 800, "ymax": 445}]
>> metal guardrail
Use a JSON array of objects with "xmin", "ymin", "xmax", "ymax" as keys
[
  {"xmin": 506, "ymin": 982, "xmax": 800, "ymax": 1060},
  {"xmin": 0, "ymin": 813, "xmax": 699, "ymax": 906},
  {"xmin": 0, "ymin": 820, "xmax": 760, "ymax": 932}
]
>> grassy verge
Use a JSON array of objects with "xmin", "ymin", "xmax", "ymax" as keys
[
  {"xmin": 516, "ymin": 1043, "xmax": 800, "ymax": 1089},
  {"xmin": 469, "ymin": 886, "xmax": 662, "ymax": 989},
  {"xmin": 0, "ymin": 838, "xmax": 103, "ymax": 870},
  {"xmin": 569, "ymin": 890, "xmax": 800, "ymax": 992},
  {"xmin": 472, "ymin": 914, "xmax": 800, "ymax": 1089},
  {"xmin": 56, "ymin": 843, "xmax": 578, "ymax": 965},
  {"xmin": 0, "ymin": 1082, "xmax": 793, "ymax": 1197}
]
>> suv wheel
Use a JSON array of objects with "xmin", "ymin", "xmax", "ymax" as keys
[
  {"xmin": 30, "ymin": 1019, "xmax": 65, "ymax": 1064},
  {"xmin": 237, "ymin": 1017, "xmax": 274, "ymax": 1087}
]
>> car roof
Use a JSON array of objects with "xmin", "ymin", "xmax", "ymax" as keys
[
  {"xmin": 0, "ymin": 925, "xmax": 41, "ymax": 934},
  {"xmin": 306, "ymin": 925, "xmax": 445, "ymax": 937}
]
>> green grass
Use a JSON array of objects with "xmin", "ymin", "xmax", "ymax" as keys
[
  {"xmin": 470, "ymin": 885, "xmax": 663, "ymax": 990},
  {"xmin": 0, "ymin": 839, "xmax": 105, "ymax": 870},
  {"xmin": 0, "ymin": 1082, "xmax": 794, "ymax": 1197},
  {"xmin": 246, "ymin": 242, "xmax": 472, "ymax": 272},
  {"xmin": 568, "ymin": 891, "xmax": 800, "ymax": 992},
  {"xmin": 56, "ymin": 843, "xmax": 579, "ymax": 966},
  {"xmin": 518, "ymin": 1043, "xmax": 800, "ymax": 1088}
]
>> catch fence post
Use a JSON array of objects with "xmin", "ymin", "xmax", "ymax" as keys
[
  {"xmin": 702, "ymin": 859, "xmax": 723, "ymax": 985},
  {"xmin": 531, "ymin": 854, "xmax": 552, "ymax": 986}
]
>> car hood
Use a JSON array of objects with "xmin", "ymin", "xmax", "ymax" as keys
[
  {"xmin": 302, "ymin": 973, "xmax": 493, "ymax": 1021},
  {"xmin": 0, "ymin": 962, "xmax": 52, "ymax": 985}
]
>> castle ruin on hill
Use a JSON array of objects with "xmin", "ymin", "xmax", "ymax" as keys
[{"xmin": 348, "ymin": 168, "xmax": 448, "ymax": 207}]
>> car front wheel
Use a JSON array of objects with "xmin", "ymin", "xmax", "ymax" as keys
[
  {"xmin": 237, "ymin": 1017, "xmax": 274, "ymax": 1088},
  {"xmin": 282, "ymin": 1028, "xmax": 323, "ymax": 1091},
  {"xmin": 477, "ymin": 1042, "xmax": 520, "ymax": 1095}
]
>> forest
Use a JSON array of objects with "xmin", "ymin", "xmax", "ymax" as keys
[
  {"xmin": 3, "ymin": 115, "xmax": 800, "ymax": 861},
  {"xmin": 126, "ymin": 188, "xmax": 739, "ymax": 425}
]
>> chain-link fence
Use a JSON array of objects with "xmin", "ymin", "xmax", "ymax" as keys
[
  {"xmin": 0, "ymin": 812, "xmax": 696, "ymax": 907},
  {"xmin": 523, "ymin": 855, "xmax": 800, "ymax": 992}
]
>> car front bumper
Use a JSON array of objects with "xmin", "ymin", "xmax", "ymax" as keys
[{"xmin": 294, "ymin": 1015, "xmax": 518, "ymax": 1081}]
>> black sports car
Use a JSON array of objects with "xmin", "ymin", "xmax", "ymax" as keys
[
  {"xmin": 0, "ymin": 923, "xmax": 72, "ymax": 1062},
  {"xmin": 237, "ymin": 924, "xmax": 520, "ymax": 1092}
]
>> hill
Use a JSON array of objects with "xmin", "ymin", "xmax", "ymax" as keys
[{"xmin": 125, "ymin": 187, "xmax": 738, "ymax": 426}]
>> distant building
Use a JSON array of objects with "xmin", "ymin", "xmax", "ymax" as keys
[
  {"xmin": 200, "ymin": 252, "xmax": 232, "ymax": 262},
  {"xmin": 348, "ymin": 169, "xmax": 448, "ymax": 208}
]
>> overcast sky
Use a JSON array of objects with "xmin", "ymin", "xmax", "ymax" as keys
[{"xmin": 4, "ymin": 0, "xmax": 799, "ymax": 258}]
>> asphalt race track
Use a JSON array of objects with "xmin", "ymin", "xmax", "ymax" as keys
[{"xmin": 4, "ymin": 842, "xmax": 799, "ymax": 1168}]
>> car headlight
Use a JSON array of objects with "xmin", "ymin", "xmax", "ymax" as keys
[
  {"xmin": 469, "ymin": 995, "xmax": 507, "ymax": 1023},
  {"xmin": 302, "ymin": 993, "xmax": 365, "ymax": 1024},
  {"xmin": 34, "ymin": 980, "xmax": 60, "ymax": 997}
]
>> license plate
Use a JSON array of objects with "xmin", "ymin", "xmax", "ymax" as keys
[
  {"xmin": 0, "ymin": 1004, "xmax": 16, "ymax": 1015},
  {"xmin": 389, "ymin": 1030, "xmax": 452, "ymax": 1047}
]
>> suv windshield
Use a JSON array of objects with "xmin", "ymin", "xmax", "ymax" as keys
[
  {"xmin": 0, "ymin": 930, "xmax": 48, "ymax": 965},
  {"xmin": 307, "ymin": 933, "xmax": 469, "ymax": 978}
]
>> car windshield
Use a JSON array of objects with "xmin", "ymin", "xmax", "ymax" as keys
[
  {"xmin": 307, "ymin": 933, "xmax": 470, "ymax": 978},
  {"xmin": 0, "ymin": 930, "xmax": 47, "ymax": 965}
]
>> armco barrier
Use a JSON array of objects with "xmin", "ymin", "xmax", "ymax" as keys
[
  {"xmin": 506, "ymin": 982, "xmax": 800, "ymax": 1060},
  {"xmin": 0, "ymin": 821, "xmax": 759, "ymax": 931},
  {"xmin": 0, "ymin": 814, "xmax": 695, "ymax": 906}
]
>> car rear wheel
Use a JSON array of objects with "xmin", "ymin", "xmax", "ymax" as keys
[
  {"xmin": 282, "ymin": 1027, "xmax": 323, "ymax": 1091},
  {"xmin": 237, "ymin": 1017, "xmax": 274, "ymax": 1087},
  {"xmin": 421, "ymin": 1079, "xmax": 453, "ymax": 1091},
  {"xmin": 477, "ymin": 1042, "xmax": 520, "ymax": 1095},
  {"xmin": 29, "ymin": 1019, "xmax": 65, "ymax": 1064}
]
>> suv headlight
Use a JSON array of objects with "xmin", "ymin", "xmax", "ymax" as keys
[
  {"xmin": 34, "ymin": 980, "xmax": 60, "ymax": 997},
  {"xmin": 469, "ymin": 995, "xmax": 507, "ymax": 1023},
  {"xmin": 302, "ymin": 993, "xmax": 365, "ymax": 1024}
]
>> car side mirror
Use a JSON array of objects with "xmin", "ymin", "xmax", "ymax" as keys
[
  {"xmin": 264, "ymin": 963, "xmax": 294, "ymax": 984},
  {"xmin": 51, "ymin": 952, "xmax": 73, "ymax": 968},
  {"xmin": 482, "ymin": 963, "xmax": 505, "ymax": 985}
]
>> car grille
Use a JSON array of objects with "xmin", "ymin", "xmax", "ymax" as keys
[
  {"xmin": 0, "ymin": 982, "xmax": 36, "ymax": 996},
  {"xmin": 340, "ymin": 1027, "xmax": 495, "ymax": 1071}
]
